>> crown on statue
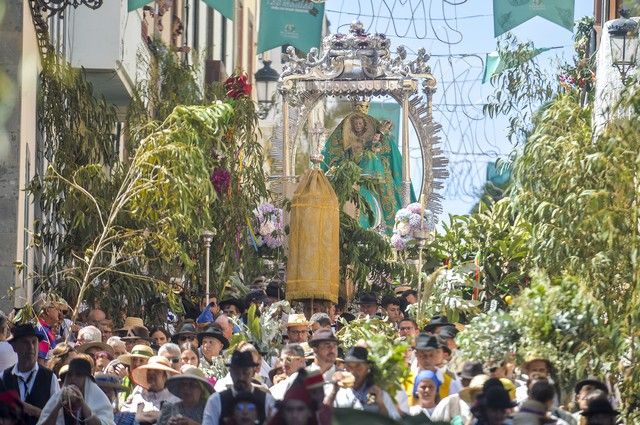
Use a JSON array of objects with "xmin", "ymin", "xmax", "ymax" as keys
[{"xmin": 353, "ymin": 99, "xmax": 370, "ymax": 114}]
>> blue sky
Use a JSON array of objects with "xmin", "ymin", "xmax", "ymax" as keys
[{"xmin": 325, "ymin": 0, "xmax": 594, "ymax": 220}]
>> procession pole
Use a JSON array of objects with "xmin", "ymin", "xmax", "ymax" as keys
[
  {"xmin": 202, "ymin": 230, "xmax": 215, "ymax": 302},
  {"xmin": 401, "ymin": 90, "xmax": 411, "ymax": 206}
]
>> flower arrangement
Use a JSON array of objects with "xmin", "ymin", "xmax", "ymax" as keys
[
  {"xmin": 210, "ymin": 167, "xmax": 231, "ymax": 195},
  {"xmin": 224, "ymin": 73, "xmax": 252, "ymax": 99},
  {"xmin": 251, "ymin": 202, "xmax": 285, "ymax": 250},
  {"xmin": 390, "ymin": 202, "xmax": 435, "ymax": 251}
]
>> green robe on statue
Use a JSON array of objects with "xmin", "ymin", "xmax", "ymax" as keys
[{"xmin": 321, "ymin": 111, "xmax": 415, "ymax": 229}]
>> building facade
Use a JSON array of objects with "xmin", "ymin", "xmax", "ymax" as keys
[{"xmin": 0, "ymin": 0, "xmax": 258, "ymax": 312}]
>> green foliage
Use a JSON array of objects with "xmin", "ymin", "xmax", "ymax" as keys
[
  {"xmin": 456, "ymin": 309, "xmax": 519, "ymax": 365},
  {"xmin": 483, "ymin": 33, "xmax": 556, "ymax": 143},
  {"xmin": 336, "ymin": 316, "xmax": 410, "ymax": 398},
  {"xmin": 326, "ymin": 161, "xmax": 413, "ymax": 291},
  {"xmin": 228, "ymin": 301, "xmax": 292, "ymax": 359},
  {"xmin": 431, "ymin": 199, "xmax": 532, "ymax": 310}
]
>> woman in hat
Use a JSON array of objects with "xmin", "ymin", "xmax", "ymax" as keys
[
  {"xmin": 38, "ymin": 358, "xmax": 114, "ymax": 425},
  {"xmin": 116, "ymin": 344, "xmax": 153, "ymax": 405},
  {"xmin": 120, "ymin": 356, "xmax": 180, "ymax": 423},
  {"xmin": 409, "ymin": 370, "xmax": 440, "ymax": 419},
  {"xmin": 469, "ymin": 381, "xmax": 517, "ymax": 425},
  {"xmin": 157, "ymin": 365, "xmax": 213, "ymax": 425},
  {"xmin": 326, "ymin": 346, "xmax": 400, "ymax": 420}
]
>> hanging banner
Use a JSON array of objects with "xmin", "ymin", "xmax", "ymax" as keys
[
  {"xmin": 128, "ymin": 0, "xmax": 152, "ymax": 12},
  {"xmin": 493, "ymin": 0, "xmax": 575, "ymax": 37},
  {"xmin": 482, "ymin": 46, "xmax": 560, "ymax": 83},
  {"xmin": 203, "ymin": 0, "xmax": 235, "ymax": 21},
  {"xmin": 258, "ymin": 0, "xmax": 325, "ymax": 54}
]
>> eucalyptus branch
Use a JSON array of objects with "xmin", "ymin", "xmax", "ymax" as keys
[{"xmin": 48, "ymin": 166, "xmax": 106, "ymax": 228}]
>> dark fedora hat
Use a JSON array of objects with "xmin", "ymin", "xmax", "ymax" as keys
[
  {"xmin": 344, "ymin": 346, "xmax": 369, "ymax": 363},
  {"xmin": 171, "ymin": 323, "xmax": 197, "ymax": 343},
  {"xmin": 484, "ymin": 386, "xmax": 517, "ymax": 410},
  {"xmin": 581, "ymin": 398, "xmax": 619, "ymax": 417},
  {"xmin": 245, "ymin": 290, "xmax": 269, "ymax": 306},
  {"xmin": 415, "ymin": 333, "xmax": 440, "ymax": 351},
  {"xmin": 8, "ymin": 324, "xmax": 43, "ymax": 343},
  {"xmin": 438, "ymin": 325, "xmax": 458, "ymax": 339},
  {"xmin": 67, "ymin": 358, "xmax": 95, "ymax": 382},
  {"xmin": 198, "ymin": 325, "xmax": 229, "ymax": 349},
  {"xmin": 575, "ymin": 377, "xmax": 608, "ymax": 395},
  {"xmin": 220, "ymin": 298, "xmax": 246, "ymax": 314},
  {"xmin": 227, "ymin": 350, "xmax": 259, "ymax": 368},
  {"xmin": 357, "ymin": 293, "xmax": 378, "ymax": 305},
  {"xmin": 459, "ymin": 360, "xmax": 484, "ymax": 380},
  {"xmin": 308, "ymin": 329, "xmax": 338, "ymax": 348},
  {"xmin": 423, "ymin": 315, "xmax": 451, "ymax": 333}
]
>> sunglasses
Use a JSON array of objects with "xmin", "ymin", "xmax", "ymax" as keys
[
  {"xmin": 235, "ymin": 403, "xmax": 256, "ymax": 412},
  {"xmin": 281, "ymin": 355, "xmax": 304, "ymax": 364},
  {"xmin": 168, "ymin": 357, "xmax": 181, "ymax": 364}
]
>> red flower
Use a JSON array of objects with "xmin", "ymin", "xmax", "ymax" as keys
[{"xmin": 224, "ymin": 73, "xmax": 252, "ymax": 99}]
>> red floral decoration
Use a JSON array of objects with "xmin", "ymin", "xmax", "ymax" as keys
[{"xmin": 224, "ymin": 73, "xmax": 252, "ymax": 99}]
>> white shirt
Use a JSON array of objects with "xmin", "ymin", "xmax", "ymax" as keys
[
  {"xmin": 431, "ymin": 393, "xmax": 471, "ymax": 422},
  {"xmin": 202, "ymin": 387, "xmax": 275, "ymax": 425},
  {"xmin": 332, "ymin": 386, "xmax": 401, "ymax": 420},
  {"xmin": 121, "ymin": 386, "xmax": 180, "ymax": 413},
  {"xmin": 409, "ymin": 404, "xmax": 435, "ymax": 419},
  {"xmin": 11, "ymin": 363, "xmax": 60, "ymax": 401}
]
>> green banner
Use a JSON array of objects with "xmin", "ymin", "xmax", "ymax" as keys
[
  {"xmin": 203, "ymin": 0, "xmax": 235, "ymax": 21},
  {"xmin": 258, "ymin": 0, "xmax": 324, "ymax": 54},
  {"xmin": 493, "ymin": 0, "xmax": 575, "ymax": 37},
  {"xmin": 128, "ymin": 0, "xmax": 152, "ymax": 12},
  {"xmin": 482, "ymin": 46, "xmax": 559, "ymax": 83}
]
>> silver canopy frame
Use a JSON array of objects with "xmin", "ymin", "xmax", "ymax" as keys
[{"xmin": 271, "ymin": 21, "xmax": 448, "ymax": 213}]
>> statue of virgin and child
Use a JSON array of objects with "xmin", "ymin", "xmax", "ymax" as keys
[{"xmin": 321, "ymin": 103, "xmax": 415, "ymax": 230}]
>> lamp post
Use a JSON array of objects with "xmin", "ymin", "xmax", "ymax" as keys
[
  {"xmin": 202, "ymin": 230, "xmax": 215, "ymax": 302},
  {"xmin": 254, "ymin": 59, "xmax": 280, "ymax": 119},
  {"xmin": 608, "ymin": 9, "xmax": 639, "ymax": 85}
]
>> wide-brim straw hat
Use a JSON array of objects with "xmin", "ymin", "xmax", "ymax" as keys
[
  {"xmin": 75, "ymin": 341, "xmax": 114, "ymax": 356},
  {"xmin": 132, "ymin": 356, "xmax": 179, "ymax": 390},
  {"xmin": 116, "ymin": 317, "xmax": 145, "ymax": 334},
  {"xmin": 287, "ymin": 313, "xmax": 310, "ymax": 328},
  {"xmin": 166, "ymin": 365, "xmax": 213, "ymax": 398},
  {"xmin": 118, "ymin": 344, "xmax": 154, "ymax": 366}
]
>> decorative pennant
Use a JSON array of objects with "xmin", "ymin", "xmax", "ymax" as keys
[
  {"xmin": 128, "ymin": 0, "xmax": 152, "ymax": 12},
  {"xmin": 493, "ymin": 0, "xmax": 575, "ymax": 37},
  {"xmin": 257, "ymin": 0, "xmax": 325, "ymax": 54},
  {"xmin": 203, "ymin": 0, "xmax": 235, "ymax": 21}
]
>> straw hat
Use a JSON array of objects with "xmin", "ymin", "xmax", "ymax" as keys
[
  {"xmin": 118, "ymin": 344, "xmax": 154, "ymax": 366},
  {"xmin": 459, "ymin": 374, "xmax": 490, "ymax": 404},
  {"xmin": 287, "ymin": 314, "xmax": 309, "ymax": 328},
  {"xmin": 132, "ymin": 356, "xmax": 179, "ymax": 389},
  {"xmin": 394, "ymin": 285, "xmax": 413, "ymax": 295},
  {"xmin": 115, "ymin": 317, "xmax": 145, "ymax": 335},
  {"xmin": 166, "ymin": 365, "xmax": 214, "ymax": 399}
]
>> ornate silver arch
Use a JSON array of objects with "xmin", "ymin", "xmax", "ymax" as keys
[{"xmin": 270, "ymin": 21, "xmax": 448, "ymax": 214}]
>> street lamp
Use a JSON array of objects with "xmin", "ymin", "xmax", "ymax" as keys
[
  {"xmin": 608, "ymin": 9, "xmax": 639, "ymax": 85},
  {"xmin": 202, "ymin": 230, "xmax": 216, "ymax": 302},
  {"xmin": 254, "ymin": 59, "xmax": 280, "ymax": 119}
]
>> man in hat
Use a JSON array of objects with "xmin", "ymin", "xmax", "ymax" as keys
[
  {"xmin": 171, "ymin": 323, "xmax": 199, "ymax": 349},
  {"xmin": 76, "ymin": 326, "xmax": 115, "ymax": 359},
  {"xmin": 515, "ymin": 355, "xmax": 554, "ymax": 404},
  {"xmin": 121, "ymin": 327, "xmax": 151, "ymax": 352},
  {"xmin": 572, "ymin": 378, "xmax": 609, "ymax": 423},
  {"xmin": 198, "ymin": 325, "xmax": 229, "ymax": 380},
  {"xmin": 219, "ymin": 299, "xmax": 245, "ymax": 319},
  {"xmin": 286, "ymin": 314, "xmax": 310, "ymax": 344},
  {"xmin": 122, "ymin": 356, "xmax": 180, "ymax": 422},
  {"xmin": 358, "ymin": 293, "xmax": 379, "ymax": 316},
  {"xmin": 413, "ymin": 333, "xmax": 462, "ymax": 399},
  {"xmin": 3, "ymin": 324, "xmax": 60, "ymax": 425},
  {"xmin": 327, "ymin": 346, "xmax": 400, "ymax": 419},
  {"xmin": 308, "ymin": 329, "xmax": 338, "ymax": 382},
  {"xmin": 39, "ymin": 358, "xmax": 114, "ymax": 425},
  {"xmin": 202, "ymin": 350, "xmax": 275, "ymax": 425}
]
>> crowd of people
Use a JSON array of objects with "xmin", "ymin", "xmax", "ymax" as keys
[{"xmin": 0, "ymin": 286, "xmax": 622, "ymax": 425}]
